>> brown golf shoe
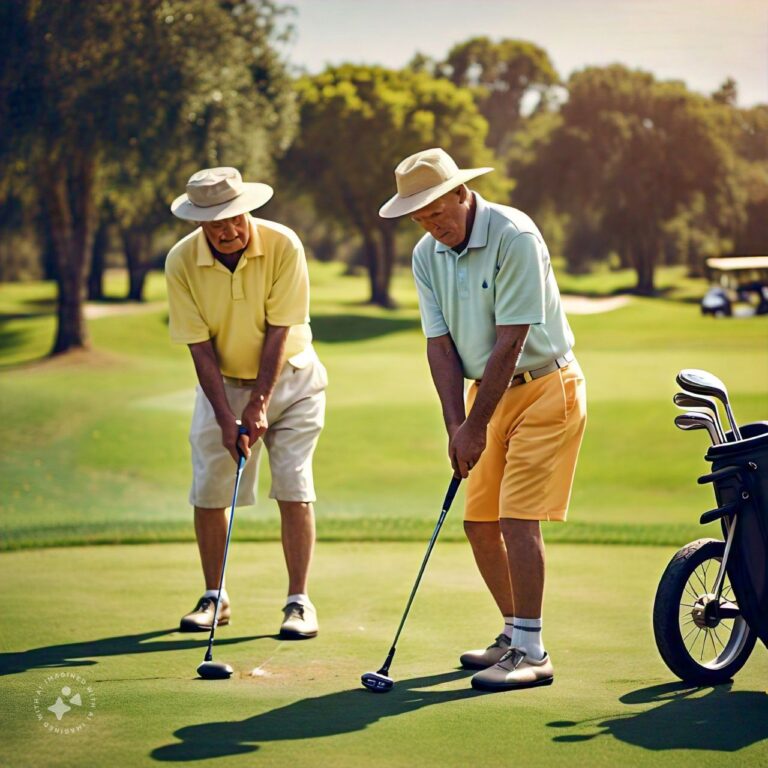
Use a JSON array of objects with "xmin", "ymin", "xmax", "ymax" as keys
[
  {"xmin": 179, "ymin": 596, "xmax": 231, "ymax": 633},
  {"xmin": 471, "ymin": 648, "xmax": 554, "ymax": 692},
  {"xmin": 459, "ymin": 634, "xmax": 512, "ymax": 670}
]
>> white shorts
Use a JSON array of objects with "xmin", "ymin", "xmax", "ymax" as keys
[{"xmin": 189, "ymin": 349, "xmax": 327, "ymax": 508}]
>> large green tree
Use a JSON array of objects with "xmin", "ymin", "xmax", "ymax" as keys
[
  {"xmin": 0, "ymin": 0, "xmax": 295, "ymax": 354},
  {"xmin": 511, "ymin": 65, "xmax": 743, "ymax": 293},
  {"xmin": 281, "ymin": 64, "xmax": 504, "ymax": 307},
  {"xmin": 729, "ymin": 104, "xmax": 768, "ymax": 255},
  {"xmin": 441, "ymin": 37, "xmax": 560, "ymax": 153}
]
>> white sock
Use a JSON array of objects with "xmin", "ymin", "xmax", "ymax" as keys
[
  {"xmin": 203, "ymin": 588, "xmax": 229, "ymax": 604},
  {"xmin": 286, "ymin": 592, "xmax": 312, "ymax": 608},
  {"xmin": 502, "ymin": 615, "xmax": 515, "ymax": 641},
  {"xmin": 511, "ymin": 617, "xmax": 544, "ymax": 659}
]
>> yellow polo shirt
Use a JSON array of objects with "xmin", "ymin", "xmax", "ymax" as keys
[{"xmin": 165, "ymin": 215, "xmax": 312, "ymax": 378}]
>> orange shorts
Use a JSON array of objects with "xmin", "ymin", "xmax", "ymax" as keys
[{"xmin": 464, "ymin": 360, "xmax": 587, "ymax": 522}]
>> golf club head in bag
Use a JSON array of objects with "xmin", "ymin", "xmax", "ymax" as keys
[
  {"xmin": 197, "ymin": 423, "xmax": 249, "ymax": 681},
  {"xmin": 672, "ymin": 392, "xmax": 726, "ymax": 443},
  {"xmin": 676, "ymin": 369, "xmax": 741, "ymax": 439},
  {"xmin": 674, "ymin": 411, "xmax": 722, "ymax": 445}
]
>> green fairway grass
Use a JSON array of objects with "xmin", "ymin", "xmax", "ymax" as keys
[
  {"xmin": 1, "ymin": 542, "xmax": 767, "ymax": 768},
  {"xmin": 0, "ymin": 262, "xmax": 766, "ymax": 549}
]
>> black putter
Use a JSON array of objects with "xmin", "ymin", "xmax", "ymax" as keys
[
  {"xmin": 361, "ymin": 475, "xmax": 462, "ymax": 693},
  {"xmin": 197, "ymin": 423, "xmax": 249, "ymax": 680}
]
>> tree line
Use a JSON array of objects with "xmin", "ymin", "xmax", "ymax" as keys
[{"xmin": 1, "ymin": 1, "xmax": 766, "ymax": 355}]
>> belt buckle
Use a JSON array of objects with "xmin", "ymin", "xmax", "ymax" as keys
[{"xmin": 523, "ymin": 370, "xmax": 534, "ymax": 384}]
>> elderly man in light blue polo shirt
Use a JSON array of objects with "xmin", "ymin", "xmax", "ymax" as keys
[{"xmin": 380, "ymin": 147, "xmax": 587, "ymax": 692}]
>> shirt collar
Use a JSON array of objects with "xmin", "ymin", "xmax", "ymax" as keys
[
  {"xmin": 434, "ymin": 191, "xmax": 491, "ymax": 254},
  {"xmin": 195, "ymin": 214, "xmax": 263, "ymax": 266}
]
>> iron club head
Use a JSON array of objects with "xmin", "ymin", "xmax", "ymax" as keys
[
  {"xmin": 361, "ymin": 670, "xmax": 394, "ymax": 693},
  {"xmin": 672, "ymin": 392, "xmax": 726, "ymax": 442},
  {"xmin": 674, "ymin": 411, "xmax": 722, "ymax": 445},
  {"xmin": 197, "ymin": 660, "xmax": 234, "ymax": 680},
  {"xmin": 676, "ymin": 369, "xmax": 741, "ymax": 439}
]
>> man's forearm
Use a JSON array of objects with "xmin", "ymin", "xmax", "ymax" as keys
[
  {"xmin": 188, "ymin": 340, "xmax": 235, "ymax": 424},
  {"xmin": 427, "ymin": 335, "xmax": 466, "ymax": 434},
  {"xmin": 250, "ymin": 323, "xmax": 289, "ymax": 406},
  {"xmin": 466, "ymin": 325, "xmax": 529, "ymax": 430}
]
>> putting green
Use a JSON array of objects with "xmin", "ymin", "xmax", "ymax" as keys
[{"xmin": 1, "ymin": 542, "xmax": 767, "ymax": 767}]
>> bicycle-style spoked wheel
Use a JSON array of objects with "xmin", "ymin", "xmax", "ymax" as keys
[{"xmin": 653, "ymin": 538, "xmax": 757, "ymax": 685}]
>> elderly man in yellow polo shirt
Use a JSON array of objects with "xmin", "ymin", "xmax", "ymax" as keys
[
  {"xmin": 380, "ymin": 148, "xmax": 587, "ymax": 692},
  {"xmin": 166, "ymin": 167, "xmax": 327, "ymax": 639}
]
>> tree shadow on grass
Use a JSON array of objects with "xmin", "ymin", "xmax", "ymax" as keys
[
  {"xmin": 0, "ymin": 629, "xmax": 272, "ymax": 677},
  {"xmin": 311, "ymin": 314, "xmax": 420, "ymax": 344},
  {"xmin": 152, "ymin": 670, "xmax": 479, "ymax": 761},
  {"xmin": 548, "ymin": 681, "xmax": 768, "ymax": 751}
]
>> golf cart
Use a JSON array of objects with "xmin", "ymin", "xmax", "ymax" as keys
[{"xmin": 701, "ymin": 256, "xmax": 768, "ymax": 317}]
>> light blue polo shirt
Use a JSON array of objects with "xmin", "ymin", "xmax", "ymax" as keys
[{"xmin": 412, "ymin": 192, "xmax": 574, "ymax": 381}]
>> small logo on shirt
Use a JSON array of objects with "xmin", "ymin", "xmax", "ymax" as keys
[{"xmin": 482, "ymin": 280, "xmax": 488, "ymax": 289}]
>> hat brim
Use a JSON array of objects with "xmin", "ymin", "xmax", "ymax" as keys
[
  {"xmin": 378, "ymin": 167, "xmax": 493, "ymax": 219},
  {"xmin": 171, "ymin": 182, "xmax": 274, "ymax": 221}
]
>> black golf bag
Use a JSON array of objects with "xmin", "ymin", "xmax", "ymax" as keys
[{"xmin": 700, "ymin": 421, "xmax": 768, "ymax": 647}]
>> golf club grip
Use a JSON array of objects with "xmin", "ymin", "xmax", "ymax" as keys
[
  {"xmin": 442, "ymin": 476, "xmax": 461, "ymax": 512},
  {"xmin": 236, "ymin": 422, "xmax": 249, "ymax": 464}
]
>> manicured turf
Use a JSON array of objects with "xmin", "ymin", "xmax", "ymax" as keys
[
  {"xmin": 1, "ymin": 541, "xmax": 767, "ymax": 768},
  {"xmin": 0, "ymin": 263, "xmax": 766, "ymax": 549},
  {"xmin": 2, "ymin": 264, "xmax": 767, "ymax": 766}
]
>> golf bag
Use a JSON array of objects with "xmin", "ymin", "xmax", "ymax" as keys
[{"xmin": 700, "ymin": 421, "xmax": 768, "ymax": 647}]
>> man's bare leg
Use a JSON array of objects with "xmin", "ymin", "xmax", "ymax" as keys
[
  {"xmin": 278, "ymin": 501, "xmax": 315, "ymax": 596},
  {"xmin": 194, "ymin": 506, "xmax": 229, "ymax": 590}
]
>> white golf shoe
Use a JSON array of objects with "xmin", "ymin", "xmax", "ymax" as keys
[
  {"xmin": 280, "ymin": 601, "xmax": 318, "ymax": 639},
  {"xmin": 459, "ymin": 634, "xmax": 512, "ymax": 669},
  {"xmin": 471, "ymin": 648, "xmax": 554, "ymax": 691}
]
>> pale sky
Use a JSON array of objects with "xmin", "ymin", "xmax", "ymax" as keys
[{"xmin": 283, "ymin": 0, "xmax": 767, "ymax": 107}]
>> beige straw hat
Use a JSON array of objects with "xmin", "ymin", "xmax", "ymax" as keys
[
  {"xmin": 171, "ymin": 167, "xmax": 273, "ymax": 221},
  {"xmin": 379, "ymin": 148, "xmax": 493, "ymax": 218}
]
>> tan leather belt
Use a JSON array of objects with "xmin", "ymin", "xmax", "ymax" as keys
[
  {"xmin": 475, "ymin": 350, "xmax": 575, "ymax": 388},
  {"xmin": 223, "ymin": 376, "xmax": 260, "ymax": 387}
]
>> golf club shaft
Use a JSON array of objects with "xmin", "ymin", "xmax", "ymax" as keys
[
  {"xmin": 379, "ymin": 476, "xmax": 461, "ymax": 673},
  {"xmin": 204, "ymin": 430, "xmax": 248, "ymax": 661},
  {"xmin": 724, "ymin": 403, "xmax": 742, "ymax": 440}
]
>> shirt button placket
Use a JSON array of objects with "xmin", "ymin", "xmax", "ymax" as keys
[
  {"xmin": 232, "ymin": 272, "xmax": 245, "ymax": 300},
  {"xmin": 457, "ymin": 254, "xmax": 469, "ymax": 299}
]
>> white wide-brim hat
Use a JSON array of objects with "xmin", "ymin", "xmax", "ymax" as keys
[
  {"xmin": 171, "ymin": 167, "xmax": 273, "ymax": 221},
  {"xmin": 379, "ymin": 147, "xmax": 493, "ymax": 219}
]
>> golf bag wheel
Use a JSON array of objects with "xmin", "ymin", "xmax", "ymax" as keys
[{"xmin": 653, "ymin": 538, "xmax": 756, "ymax": 685}]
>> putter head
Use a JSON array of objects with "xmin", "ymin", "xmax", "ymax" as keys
[
  {"xmin": 361, "ymin": 671, "xmax": 394, "ymax": 693},
  {"xmin": 197, "ymin": 660, "xmax": 234, "ymax": 680},
  {"xmin": 676, "ymin": 369, "xmax": 728, "ymax": 404}
]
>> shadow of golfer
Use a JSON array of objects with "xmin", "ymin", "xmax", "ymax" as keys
[
  {"xmin": 152, "ymin": 670, "xmax": 479, "ymax": 761},
  {"xmin": 0, "ymin": 629, "xmax": 273, "ymax": 677},
  {"xmin": 548, "ymin": 681, "xmax": 768, "ymax": 751}
]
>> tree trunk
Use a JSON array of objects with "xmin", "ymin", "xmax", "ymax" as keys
[
  {"xmin": 633, "ymin": 244, "xmax": 656, "ymax": 295},
  {"xmin": 362, "ymin": 228, "xmax": 393, "ymax": 308},
  {"xmin": 122, "ymin": 226, "xmax": 151, "ymax": 301},
  {"xmin": 338, "ymin": 182, "xmax": 394, "ymax": 308},
  {"xmin": 43, "ymin": 150, "xmax": 97, "ymax": 355},
  {"xmin": 87, "ymin": 216, "xmax": 110, "ymax": 300},
  {"xmin": 377, "ymin": 220, "xmax": 398, "ymax": 308}
]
